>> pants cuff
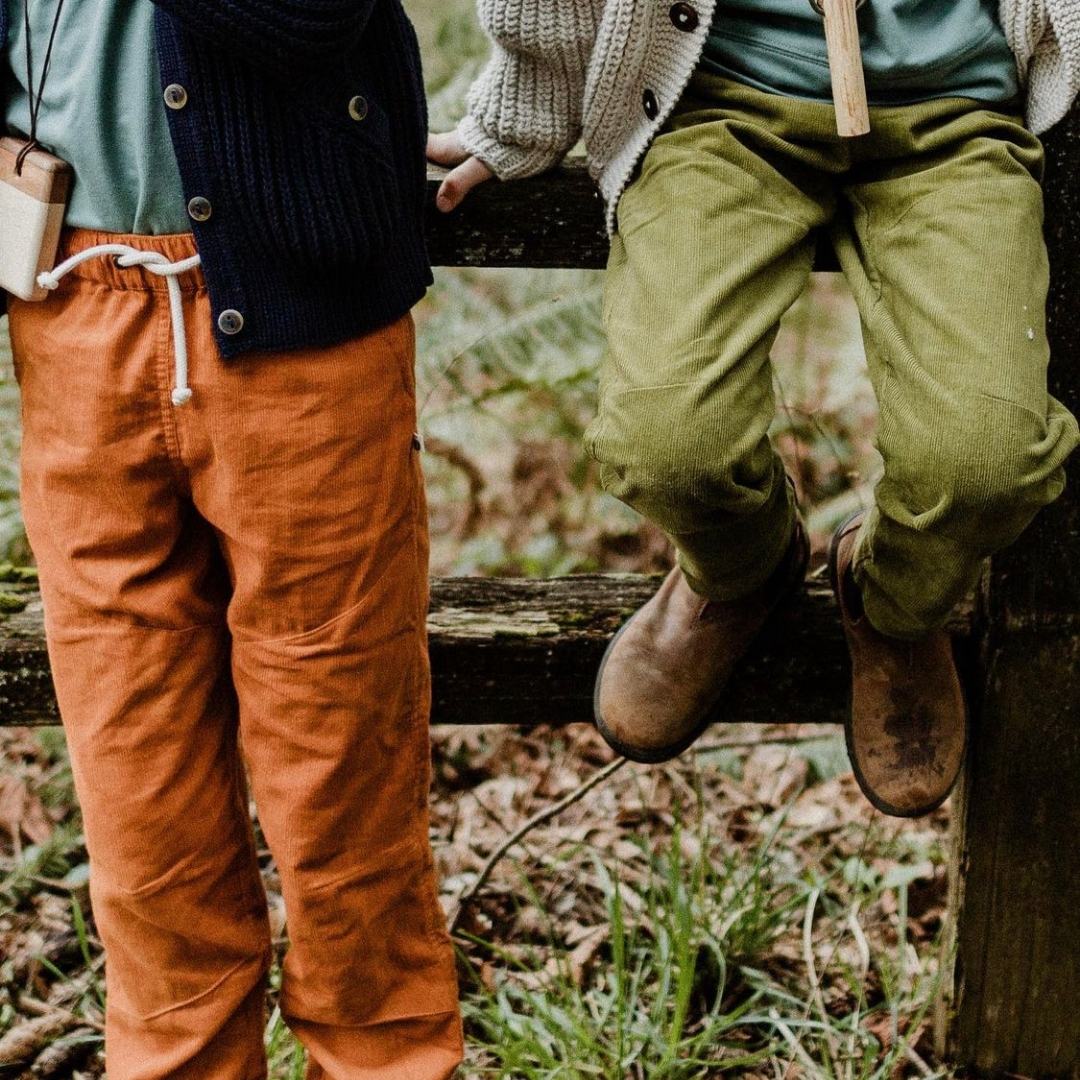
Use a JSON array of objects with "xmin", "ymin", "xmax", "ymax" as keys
[{"xmin": 676, "ymin": 487, "xmax": 797, "ymax": 602}]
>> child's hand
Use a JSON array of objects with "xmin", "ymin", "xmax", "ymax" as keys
[{"xmin": 427, "ymin": 132, "xmax": 494, "ymax": 212}]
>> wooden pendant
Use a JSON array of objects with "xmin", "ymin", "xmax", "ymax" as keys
[
  {"xmin": 0, "ymin": 137, "xmax": 73, "ymax": 302},
  {"xmin": 820, "ymin": 0, "xmax": 871, "ymax": 137}
]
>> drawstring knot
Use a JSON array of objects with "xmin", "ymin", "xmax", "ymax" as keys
[{"xmin": 37, "ymin": 244, "xmax": 203, "ymax": 407}]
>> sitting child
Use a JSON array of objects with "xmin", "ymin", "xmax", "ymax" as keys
[{"xmin": 429, "ymin": 0, "xmax": 1079, "ymax": 817}]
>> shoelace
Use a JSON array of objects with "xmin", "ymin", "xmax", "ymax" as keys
[{"xmin": 37, "ymin": 243, "xmax": 203, "ymax": 407}]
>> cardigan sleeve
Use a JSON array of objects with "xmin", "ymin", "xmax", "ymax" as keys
[
  {"xmin": 1000, "ymin": 0, "xmax": 1080, "ymax": 133},
  {"xmin": 147, "ymin": 0, "xmax": 377, "ymax": 68},
  {"xmin": 456, "ymin": 0, "xmax": 603, "ymax": 180}
]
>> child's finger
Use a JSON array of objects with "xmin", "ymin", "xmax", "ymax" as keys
[
  {"xmin": 426, "ymin": 131, "xmax": 470, "ymax": 166},
  {"xmin": 436, "ymin": 157, "xmax": 495, "ymax": 212}
]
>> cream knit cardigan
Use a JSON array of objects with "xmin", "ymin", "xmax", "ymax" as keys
[{"xmin": 456, "ymin": 0, "xmax": 1080, "ymax": 236}]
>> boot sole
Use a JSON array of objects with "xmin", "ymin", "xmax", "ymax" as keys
[
  {"xmin": 593, "ymin": 551, "xmax": 808, "ymax": 765},
  {"xmin": 827, "ymin": 511, "xmax": 966, "ymax": 820}
]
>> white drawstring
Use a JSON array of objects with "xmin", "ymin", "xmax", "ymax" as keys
[{"xmin": 37, "ymin": 244, "xmax": 204, "ymax": 407}]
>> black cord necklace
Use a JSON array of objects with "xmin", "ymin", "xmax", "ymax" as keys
[{"xmin": 15, "ymin": 0, "xmax": 68, "ymax": 175}]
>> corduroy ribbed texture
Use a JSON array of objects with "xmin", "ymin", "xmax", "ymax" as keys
[
  {"xmin": 7, "ymin": 227, "xmax": 464, "ymax": 1074},
  {"xmin": 585, "ymin": 71, "xmax": 1080, "ymax": 638},
  {"xmin": 0, "ymin": 1, "xmax": 436, "ymax": 358},
  {"xmin": 456, "ymin": 0, "xmax": 1080, "ymax": 237}
]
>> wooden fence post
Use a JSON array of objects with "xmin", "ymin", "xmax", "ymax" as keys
[{"xmin": 940, "ymin": 104, "xmax": 1080, "ymax": 1074}]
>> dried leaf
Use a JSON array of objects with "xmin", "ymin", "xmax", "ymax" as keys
[
  {"xmin": 567, "ymin": 925, "xmax": 607, "ymax": 986},
  {"xmin": 0, "ymin": 774, "xmax": 53, "ymax": 846},
  {"xmin": 23, "ymin": 1025, "xmax": 96, "ymax": 1077},
  {"xmin": 0, "ymin": 1014, "xmax": 70, "ymax": 1067}
]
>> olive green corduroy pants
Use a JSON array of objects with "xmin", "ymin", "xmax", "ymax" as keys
[{"xmin": 586, "ymin": 70, "xmax": 1079, "ymax": 639}]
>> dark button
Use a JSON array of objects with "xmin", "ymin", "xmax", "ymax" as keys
[
  {"xmin": 811, "ymin": 0, "xmax": 868, "ymax": 12},
  {"xmin": 669, "ymin": 2, "xmax": 699, "ymax": 31},
  {"xmin": 218, "ymin": 309, "xmax": 244, "ymax": 335},
  {"xmin": 642, "ymin": 88, "xmax": 659, "ymax": 120},
  {"xmin": 163, "ymin": 84, "xmax": 188, "ymax": 110},
  {"xmin": 348, "ymin": 95, "xmax": 369, "ymax": 121},
  {"xmin": 187, "ymin": 196, "xmax": 212, "ymax": 223}
]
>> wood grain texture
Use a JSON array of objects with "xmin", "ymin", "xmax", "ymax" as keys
[
  {"xmin": 820, "ymin": 0, "xmax": 870, "ymax": 137},
  {"xmin": 0, "ymin": 137, "xmax": 74, "ymax": 199},
  {"xmin": 425, "ymin": 159, "xmax": 609, "ymax": 269},
  {"xmin": 0, "ymin": 577, "xmax": 976, "ymax": 730},
  {"xmin": 425, "ymin": 161, "xmax": 842, "ymax": 272},
  {"xmin": 940, "ymin": 102, "xmax": 1080, "ymax": 1077}
]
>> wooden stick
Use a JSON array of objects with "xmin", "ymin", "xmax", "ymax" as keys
[
  {"xmin": 447, "ymin": 755, "xmax": 628, "ymax": 932},
  {"xmin": 820, "ymin": 0, "xmax": 870, "ymax": 137}
]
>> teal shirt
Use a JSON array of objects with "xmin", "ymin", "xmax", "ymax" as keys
[
  {"xmin": 700, "ymin": 0, "xmax": 1021, "ymax": 107},
  {"xmin": 2, "ymin": 0, "xmax": 189, "ymax": 235}
]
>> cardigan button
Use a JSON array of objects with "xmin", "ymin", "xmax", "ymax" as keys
[
  {"xmin": 642, "ymin": 88, "xmax": 659, "ymax": 120},
  {"xmin": 669, "ymin": 3, "xmax": 699, "ymax": 31},
  {"xmin": 218, "ymin": 309, "xmax": 245, "ymax": 336},
  {"xmin": 348, "ymin": 95, "xmax": 369, "ymax": 121},
  {"xmin": 187, "ymin": 196, "xmax": 213, "ymax": 223},
  {"xmin": 163, "ymin": 84, "xmax": 188, "ymax": 110}
]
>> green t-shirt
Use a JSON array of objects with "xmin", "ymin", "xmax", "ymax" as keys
[
  {"xmin": 699, "ymin": 0, "xmax": 1021, "ymax": 107},
  {"xmin": 2, "ymin": 0, "xmax": 189, "ymax": 235}
]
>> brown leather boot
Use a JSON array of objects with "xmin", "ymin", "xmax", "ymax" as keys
[
  {"xmin": 828, "ymin": 512, "xmax": 968, "ymax": 817},
  {"xmin": 594, "ymin": 519, "xmax": 809, "ymax": 763}
]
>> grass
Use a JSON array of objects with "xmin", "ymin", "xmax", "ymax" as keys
[
  {"xmin": 0, "ymin": 724, "xmax": 954, "ymax": 1077},
  {"xmin": 443, "ymin": 728, "xmax": 950, "ymax": 1080}
]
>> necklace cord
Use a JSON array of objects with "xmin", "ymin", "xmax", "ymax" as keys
[{"xmin": 15, "ymin": 0, "xmax": 67, "ymax": 175}]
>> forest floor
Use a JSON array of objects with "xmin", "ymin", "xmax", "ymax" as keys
[{"xmin": 0, "ymin": 718, "xmax": 954, "ymax": 1078}]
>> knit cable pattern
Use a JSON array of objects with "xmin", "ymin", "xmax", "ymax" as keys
[
  {"xmin": 458, "ymin": 0, "xmax": 1080, "ymax": 236},
  {"xmin": 1001, "ymin": 0, "xmax": 1080, "ymax": 133}
]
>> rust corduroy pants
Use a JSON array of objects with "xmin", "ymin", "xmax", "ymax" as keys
[{"xmin": 7, "ymin": 229, "xmax": 463, "ymax": 1080}]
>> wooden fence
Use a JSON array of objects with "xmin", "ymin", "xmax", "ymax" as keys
[{"xmin": 2, "ymin": 108, "xmax": 1079, "ymax": 1075}]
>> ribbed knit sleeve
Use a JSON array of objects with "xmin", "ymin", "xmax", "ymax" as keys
[
  {"xmin": 457, "ymin": 0, "xmax": 604, "ymax": 180},
  {"xmin": 1001, "ymin": 0, "xmax": 1080, "ymax": 133},
  {"xmin": 147, "ymin": 0, "xmax": 377, "ymax": 68}
]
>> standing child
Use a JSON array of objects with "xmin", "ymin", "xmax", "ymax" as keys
[
  {"xmin": 2, "ymin": 1, "xmax": 462, "ymax": 1076},
  {"xmin": 430, "ymin": 0, "xmax": 1080, "ymax": 816}
]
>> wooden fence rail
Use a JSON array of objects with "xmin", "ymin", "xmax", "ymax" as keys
[
  {"xmin": 0, "ymin": 576, "xmax": 975, "ymax": 730},
  {"xmin": 2, "ymin": 111, "xmax": 1078, "ymax": 1077},
  {"xmin": 424, "ymin": 157, "xmax": 841, "ymax": 271}
]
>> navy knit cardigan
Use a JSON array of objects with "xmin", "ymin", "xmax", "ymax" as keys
[{"xmin": 0, "ymin": 0, "xmax": 434, "ymax": 359}]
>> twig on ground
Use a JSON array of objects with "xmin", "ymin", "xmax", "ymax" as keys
[
  {"xmin": 780, "ymin": 809, "xmax": 882, "ymax": 1077},
  {"xmin": 802, "ymin": 887, "xmax": 825, "ymax": 1016},
  {"xmin": 903, "ymin": 1040, "xmax": 935, "ymax": 1077},
  {"xmin": 847, "ymin": 902, "xmax": 870, "ymax": 975},
  {"xmin": 17, "ymin": 996, "xmax": 104, "ymax": 1034},
  {"xmin": 771, "ymin": 1008, "xmax": 824, "ymax": 1079},
  {"xmin": 803, "ymin": 887, "xmax": 842, "ymax": 1065},
  {"xmin": 449, "ymin": 755, "xmax": 628, "ymax": 932},
  {"xmin": 692, "ymin": 733, "xmax": 839, "ymax": 755}
]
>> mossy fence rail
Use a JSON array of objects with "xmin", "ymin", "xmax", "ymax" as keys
[{"xmin": 3, "ymin": 110, "xmax": 1079, "ymax": 1075}]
